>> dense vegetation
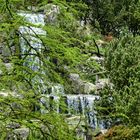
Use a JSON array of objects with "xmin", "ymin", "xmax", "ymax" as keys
[
  {"xmin": 95, "ymin": 35, "xmax": 140, "ymax": 139},
  {"xmin": 0, "ymin": 0, "xmax": 140, "ymax": 139}
]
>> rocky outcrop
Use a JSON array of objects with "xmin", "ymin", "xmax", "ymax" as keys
[
  {"xmin": 6, "ymin": 128, "xmax": 29, "ymax": 140},
  {"xmin": 69, "ymin": 73, "xmax": 96, "ymax": 94},
  {"xmin": 0, "ymin": 62, "xmax": 13, "ymax": 75},
  {"xmin": 69, "ymin": 73, "xmax": 112, "ymax": 94},
  {"xmin": 44, "ymin": 4, "xmax": 60, "ymax": 24},
  {"xmin": 96, "ymin": 78, "xmax": 109, "ymax": 90}
]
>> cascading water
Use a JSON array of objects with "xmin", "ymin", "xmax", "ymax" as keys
[
  {"xmin": 18, "ymin": 11, "xmax": 102, "ymax": 130},
  {"xmin": 18, "ymin": 12, "xmax": 46, "ymax": 71},
  {"xmin": 18, "ymin": 12, "xmax": 47, "ymax": 92},
  {"xmin": 66, "ymin": 95, "xmax": 99, "ymax": 128},
  {"xmin": 41, "ymin": 93, "xmax": 100, "ymax": 128}
]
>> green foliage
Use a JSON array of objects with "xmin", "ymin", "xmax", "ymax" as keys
[
  {"xmin": 4, "ymin": 0, "xmax": 140, "ymax": 139},
  {"xmin": 0, "ymin": 92, "xmax": 77, "ymax": 139},
  {"xmin": 105, "ymin": 35, "xmax": 140, "ymax": 90},
  {"xmin": 80, "ymin": 0, "xmax": 140, "ymax": 36},
  {"xmin": 0, "ymin": 0, "xmax": 91, "ymax": 139},
  {"xmin": 95, "ymin": 35, "xmax": 140, "ymax": 132}
]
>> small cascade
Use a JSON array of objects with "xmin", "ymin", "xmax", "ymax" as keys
[
  {"xmin": 18, "ymin": 11, "xmax": 102, "ymax": 130},
  {"xmin": 41, "ymin": 94, "xmax": 99, "ymax": 128},
  {"xmin": 23, "ymin": 13, "xmax": 44, "ymax": 25},
  {"xmin": 66, "ymin": 95, "xmax": 99, "ymax": 128},
  {"xmin": 18, "ymin": 12, "xmax": 46, "ymax": 71},
  {"xmin": 18, "ymin": 12, "xmax": 47, "ymax": 92}
]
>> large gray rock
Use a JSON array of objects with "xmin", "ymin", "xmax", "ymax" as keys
[
  {"xmin": 7, "ymin": 122, "xmax": 20, "ymax": 129},
  {"xmin": 44, "ymin": 4, "xmax": 60, "ymax": 24},
  {"xmin": 6, "ymin": 128, "xmax": 29, "ymax": 140},
  {"xmin": 0, "ymin": 62, "xmax": 13, "ymax": 75},
  {"xmin": 69, "ymin": 74, "xmax": 112, "ymax": 94},
  {"xmin": 96, "ymin": 81, "xmax": 107, "ymax": 90},
  {"xmin": 69, "ymin": 73, "xmax": 80, "ymax": 81},
  {"xmin": 83, "ymin": 82, "xmax": 96, "ymax": 94},
  {"xmin": 96, "ymin": 78, "xmax": 113, "ymax": 91},
  {"xmin": 69, "ymin": 73, "xmax": 96, "ymax": 94},
  {"xmin": 2, "ymin": 46, "xmax": 11, "ymax": 57}
]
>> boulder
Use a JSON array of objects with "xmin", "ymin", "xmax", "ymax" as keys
[
  {"xmin": 6, "ymin": 128, "xmax": 29, "ymax": 140},
  {"xmin": 7, "ymin": 122, "xmax": 20, "ymax": 129},
  {"xmin": 44, "ymin": 4, "xmax": 60, "ymax": 24},
  {"xmin": 69, "ymin": 73, "xmax": 96, "ymax": 94},
  {"xmin": 83, "ymin": 82, "xmax": 96, "ymax": 94},
  {"xmin": 0, "ymin": 62, "xmax": 13, "ymax": 75},
  {"xmin": 96, "ymin": 78, "xmax": 113, "ymax": 91},
  {"xmin": 69, "ymin": 73, "xmax": 80, "ymax": 81}
]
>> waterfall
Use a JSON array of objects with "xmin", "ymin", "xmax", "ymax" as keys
[
  {"xmin": 18, "ymin": 11, "xmax": 102, "ymax": 130},
  {"xmin": 18, "ymin": 12, "xmax": 46, "ymax": 71},
  {"xmin": 41, "ymin": 94, "xmax": 99, "ymax": 128},
  {"xmin": 18, "ymin": 12, "xmax": 47, "ymax": 92},
  {"xmin": 67, "ymin": 95, "xmax": 99, "ymax": 128}
]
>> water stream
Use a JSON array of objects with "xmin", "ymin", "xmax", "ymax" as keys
[
  {"xmin": 18, "ymin": 12, "xmax": 46, "ymax": 71},
  {"xmin": 19, "ymin": 11, "xmax": 102, "ymax": 130},
  {"xmin": 40, "ymin": 93, "xmax": 99, "ymax": 128}
]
